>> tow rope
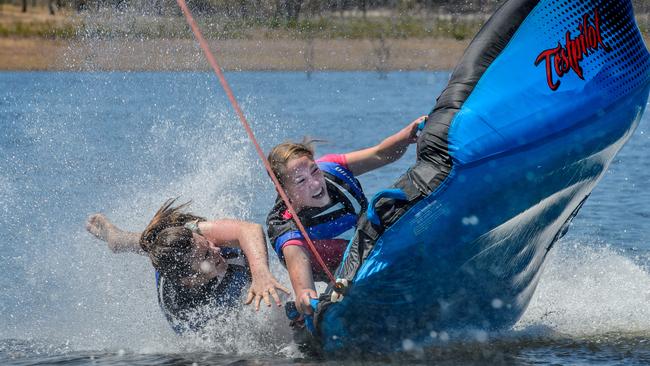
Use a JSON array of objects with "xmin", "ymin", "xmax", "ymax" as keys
[{"xmin": 175, "ymin": 0, "xmax": 340, "ymax": 289}]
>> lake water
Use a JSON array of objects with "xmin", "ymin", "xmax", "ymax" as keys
[{"xmin": 1, "ymin": 71, "xmax": 649, "ymax": 365}]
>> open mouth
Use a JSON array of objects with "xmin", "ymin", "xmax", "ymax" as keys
[{"xmin": 312, "ymin": 188, "xmax": 325, "ymax": 199}]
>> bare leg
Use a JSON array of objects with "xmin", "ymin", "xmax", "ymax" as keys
[{"xmin": 86, "ymin": 214, "xmax": 144, "ymax": 254}]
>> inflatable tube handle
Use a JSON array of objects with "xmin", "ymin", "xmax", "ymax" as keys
[
  {"xmin": 304, "ymin": 315, "xmax": 315, "ymax": 333},
  {"xmin": 417, "ymin": 117, "xmax": 428, "ymax": 132},
  {"xmin": 310, "ymin": 298, "xmax": 319, "ymax": 312},
  {"xmin": 299, "ymin": 298, "xmax": 319, "ymax": 334},
  {"xmin": 295, "ymin": 298, "xmax": 317, "ymax": 334},
  {"xmin": 367, "ymin": 189, "xmax": 409, "ymax": 226},
  {"xmin": 417, "ymin": 116, "xmax": 429, "ymax": 133}
]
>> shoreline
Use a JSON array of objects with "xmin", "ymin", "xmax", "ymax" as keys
[{"xmin": 0, "ymin": 37, "xmax": 469, "ymax": 71}]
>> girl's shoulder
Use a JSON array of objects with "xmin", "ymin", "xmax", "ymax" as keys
[{"xmin": 316, "ymin": 154, "xmax": 349, "ymax": 170}]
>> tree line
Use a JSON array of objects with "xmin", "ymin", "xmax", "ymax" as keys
[
  {"xmin": 6, "ymin": 0, "xmax": 506, "ymax": 17},
  {"xmin": 7, "ymin": 0, "xmax": 650, "ymax": 23}
]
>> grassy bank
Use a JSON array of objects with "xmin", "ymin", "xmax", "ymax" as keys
[{"xmin": 0, "ymin": 37, "xmax": 469, "ymax": 71}]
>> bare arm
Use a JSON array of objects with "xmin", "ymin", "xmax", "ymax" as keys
[
  {"xmin": 282, "ymin": 244, "xmax": 318, "ymax": 315},
  {"xmin": 198, "ymin": 220, "xmax": 290, "ymax": 309},
  {"xmin": 86, "ymin": 214, "xmax": 145, "ymax": 255},
  {"xmin": 344, "ymin": 116, "xmax": 425, "ymax": 176},
  {"xmin": 199, "ymin": 220, "xmax": 271, "ymax": 277}
]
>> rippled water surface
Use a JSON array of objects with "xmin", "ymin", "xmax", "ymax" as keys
[{"xmin": 1, "ymin": 71, "xmax": 649, "ymax": 365}]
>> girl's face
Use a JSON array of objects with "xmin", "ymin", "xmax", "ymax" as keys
[
  {"xmin": 283, "ymin": 156, "xmax": 331, "ymax": 211},
  {"xmin": 181, "ymin": 233, "xmax": 228, "ymax": 287}
]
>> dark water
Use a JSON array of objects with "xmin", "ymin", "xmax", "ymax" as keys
[{"xmin": 1, "ymin": 71, "xmax": 649, "ymax": 365}]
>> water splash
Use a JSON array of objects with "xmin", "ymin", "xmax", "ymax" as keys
[
  {"xmin": 518, "ymin": 240, "xmax": 650, "ymax": 335},
  {"xmin": 0, "ymin": 79, "xmax": 292, "ymax": 355}
]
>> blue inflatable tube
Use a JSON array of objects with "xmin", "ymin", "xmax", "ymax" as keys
[{"xmin": 313, "ymin": 0, "xmax": 650, "ymax": 354}]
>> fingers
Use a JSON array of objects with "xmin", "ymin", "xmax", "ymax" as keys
[
  {"xmin": 244, "ymin": 289, "xmax": 254, "ymax": 305},
  {"xmin": 246, "ymin": 287, "xmax": 262, "ymax": 311},
  {"xmin": 300, "ymin": 299, "xmax": 314, "ymax": 315},
  {"xmin": 410, "ymin": 116, "xmax": 425, "ymax": 125},
  {"xmin": 256, "ymin": 294, "xmax": 263, "ymax": 311},
  {"xmin": 276, "ymin": 282, "xmax": 291, "ymax": 295},
  {"xmin": 246, "ymin": 281, "xmax": 291, "ymax": 310},
  {"xmin": 247, "ymin": 290, "xmax": 273, "ymax": 311},
  {"xmin": 270, "ymin": 288, "xmax": 282, "ymax": 307},
  {"xmin": 414, "ymin": 115, "xmax": 427, "ymax": 128},
  {"xmin": 298, "ymin": 290, "xmax": 317, "ymax": 315},
  {"xmin": 262, "ymin": 291, "xmax": 271, "ymax": 308},
  {"xmin": 407, "ymin": 115, "xmax": 427, "ymax": 142}
]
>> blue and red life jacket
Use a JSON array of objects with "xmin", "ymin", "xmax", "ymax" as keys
[{"xmin": 266, "ymin": 161, "xmax": 367, "ymax": 280}]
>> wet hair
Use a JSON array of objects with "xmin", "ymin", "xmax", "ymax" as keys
[
  {"xmin": 267, "ymin": 139, "xmax": 318, "ymax": 186},
  {"xmin": 139, "ymin": 198, "xmax": 206, "ymax": 280}
]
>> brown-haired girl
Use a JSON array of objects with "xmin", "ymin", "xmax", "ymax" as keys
[
  {"xmin": 266, "ymin": 116, "xmax": 426, "ymax": 316},
  {"xmin": 86, "ymin": 199, "xmax": 288, "ymax": 333}
]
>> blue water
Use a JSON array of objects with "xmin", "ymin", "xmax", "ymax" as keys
[{"xmin": 1, "ymin": 71, "xmax": 650, "ymax": 365}]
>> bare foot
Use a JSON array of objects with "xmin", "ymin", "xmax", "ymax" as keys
[
  {"xmin": 86, "ymin": 213, "xmax": 116, "ymax": 243},
  {"xmin": 86, "ymin": 213, "xmax": 142, "ymax": 254}
]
